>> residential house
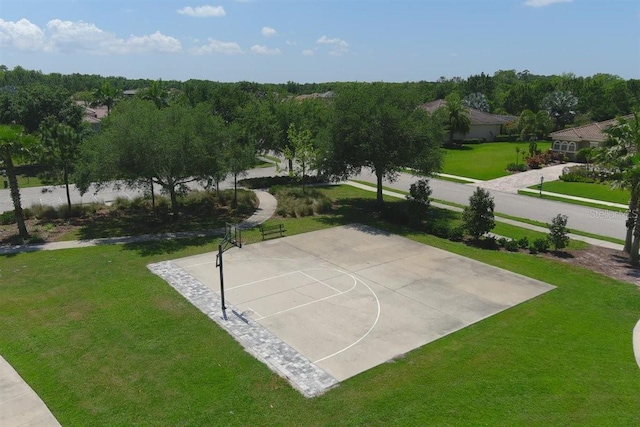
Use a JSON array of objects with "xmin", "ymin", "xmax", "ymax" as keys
[
  {"xmin": 419, "ymin": 99, "xmax": 516, "ymax": 142},
  {"xmin": 549, "ymin": 114, "xmax": 633, "ymax": 160}
]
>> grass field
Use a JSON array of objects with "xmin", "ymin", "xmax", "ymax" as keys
[
  {"xmin": 442, "ymin": 141, "xmax": 552, "ymax": 180},
  {"xmin": 1, "ymin": 185, "xmax": 639, "ymax": 426},
  {"xmin": 530, "ymin": 180, "xmax": 630, "ymax": 205}
]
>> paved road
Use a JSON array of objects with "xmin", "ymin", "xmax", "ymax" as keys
[
  {"xmin": 0, "ymin": 167, "xmax": 282, "ymax": 214},
  {"xmin": 0, "ymin": 165, "xmax": 627, "ymax": 240},
  {"xmin": 353, "ymin": 169, "xmax": 626, "ymax": 241}
]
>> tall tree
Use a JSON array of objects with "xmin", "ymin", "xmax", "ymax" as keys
[
  {"xmin": 443, "ymin": 92, "xmax": 471, "ymax": 144},
  {"xmin": 324, "ymin": 83, "xmax": 445, "ymax": 207},
  {"xmin": 0, "ymin": 125, "xmax": 38, "ymax": 241},
  {"xmin": 77, "ymin": 100, "xmax": 225, "ymax": 216},
  {"xmin": 40, "ymin": 120, "xmax": 84, "ymax": 211}
]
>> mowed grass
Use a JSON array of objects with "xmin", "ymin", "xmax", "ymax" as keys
[
  {"xmin": 1, "ymin": 185, "xmax": 639, "ymax": 426},
  {"xmin": 530, "ymin": 180, "xmax": 630, "ymax": 205},
  {"xmin": 442, "ymin": 141, "xmax": 552, "ymax": 180}
]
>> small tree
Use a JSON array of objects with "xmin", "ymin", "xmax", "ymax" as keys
[
  {"xmin": 285, "ymin": 123, "xmax": 316, "ymax": 192},
  {"xmin": 407, "ymin": 178, "xmax": 432, "ymax": 220},
  {"xmin": 548, "ymin": 214, "xmax": 570, "ymax": 251},
  {"xmin": 462, "ymin": 187, "xmax": 495, "ymax": 240}
]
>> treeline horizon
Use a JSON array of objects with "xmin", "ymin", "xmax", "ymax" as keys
[{"xmin": 1, "ymin": 64, "xmax": 639, "ymax": 123}]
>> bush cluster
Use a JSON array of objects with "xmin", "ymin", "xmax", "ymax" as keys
[
  {"xmin": 506, "ymin": 163, "xmax": 527, "ymax": 172},
  {"xmin": 274, "ymin": 187, "xmax": 332, "ymax": 218}
]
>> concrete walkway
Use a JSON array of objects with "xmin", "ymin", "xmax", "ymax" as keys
[
  {"xmin": 0, "ymin": 189, "xmax": 277, "ymax": 425},
  {"xmin": 0, "ymin": 357, "xmax": 61, "ymax": 427},
  {"xmin": 518, "ymin": 188, "xmax": 628, "ymax": 210},
  {"xmin": 475, "ymin": 163, "xmax": 578, "ymax": 194}
]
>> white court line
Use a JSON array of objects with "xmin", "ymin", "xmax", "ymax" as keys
[
  {"xmin": 227, "ymin": 271, "xmax": 301, "ymax": 291},
  {"xmin": 252, "ymin": 272, "xmax": 358, "ymax": 321},
  {"xmin": 314, "ymin": 277, "xmax": 381, "ymax": 364},
  {"xmin": 246, "ymin": 306, "xmax": 263, "ymax": 319},
  {"xmin": 299, "ymin": 271, "xmax": 343, "ymax": 294}
]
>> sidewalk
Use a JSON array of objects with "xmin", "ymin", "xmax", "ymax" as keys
[
  {"xmin": 474, "ymin": 163, "xmax": 578, "ymax": 194},
  {"xmin": 0, "ymin": 189, "xmax": 277, "ymax": 426}
]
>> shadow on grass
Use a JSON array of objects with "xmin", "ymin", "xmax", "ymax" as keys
[
  {"xmin": 316, "ymin": 197, "xmax": 460, "ymax": 239},
  {"xmin": 122, "ymin": 236, "xmax": 215, "ymax": 257}
]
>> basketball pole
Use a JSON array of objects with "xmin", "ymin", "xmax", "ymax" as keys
[{"xmin": 218, "ymin": 242, "xmax": 227, "ymax": 321}]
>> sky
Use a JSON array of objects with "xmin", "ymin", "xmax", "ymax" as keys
[{"xmin": 0, "ymin": 0, "xmax": 639, "ymax": 84}]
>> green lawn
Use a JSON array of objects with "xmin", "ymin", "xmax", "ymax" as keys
[
  {"xmin": 1, "ymin": 185, "xmax": 639, "ymax": 426},
  {"xmin": 442, "ymin": 141, "xmax": 551, "ymax": 180},
  {"xmin": 531, "ymin": 180, "xmax": 630, "ymax": 205}
]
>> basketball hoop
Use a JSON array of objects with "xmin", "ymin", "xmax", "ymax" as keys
[{"xmin": 217, "ymin": 223, "xmax": 242, "ymax": 320}]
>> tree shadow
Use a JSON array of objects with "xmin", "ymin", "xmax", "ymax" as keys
[{"xmin": 121, "ymin": 236, "xmax": 214, "ymax": 257}]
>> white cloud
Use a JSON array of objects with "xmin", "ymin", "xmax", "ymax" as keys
[
  {"xmin": 301, "ymin": 49, "xmax": 314, "ymax": 56},
  {"xmin": 177, "ymin": 5, "xmax": 226, "ymax": 17},
  {"xmin": 190, "ymin": 39, "xmax": 243, "ymax": 55},
  {"xmin": 0, "ymin": 18, "xmax": 182, "ymax": 54},
  {"xmin": 251, "ymin": 44, "xmax": 281, "ymax": 55},
  {"xmin": 317, "ymin": 35, "xmax": 349, "ymax": 56},
  {"xmin": 261, "ymin": 26, "xmax": 276, "ymax": 37},
  {"xmin": 524, "ymin": 0, "xmax": 572, "ymax": 7},
  {"xmin": 0, "ymin": 18, "xmax": 46, "ymax": 51}
]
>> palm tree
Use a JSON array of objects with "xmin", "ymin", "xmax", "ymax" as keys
[
  {"xmin": 463, "ymin": 92, "xmax": 489, "ymax": 112},
  {"xmin": 518, "ymin": 110, "xmax": 552, "ymax": 141},
  {"xmin": 0, "ymin": 124, "xmax": 38, "ymax": 242},
  {"xmin": 542, "ymin": 90, "xmax": 578, "ymax": 131},
  {"xmin": 92, "ymin": 81, "xmax": 121, "ymax": 113},
  {"xmin": 443, "ymin": 93, "xmax": 471, "ymax": 145},
  {"xmin": 599, "ymin": 112, "xmax": 640, "ymax": 259},
  {"xmin": 140, "ymin": 79, "xmax": 169, "ymax": 109}
]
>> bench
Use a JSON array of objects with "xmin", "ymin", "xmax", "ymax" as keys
[{"xmin": 260, "ymin": 223, "xmax": 286, "ymax": 240}]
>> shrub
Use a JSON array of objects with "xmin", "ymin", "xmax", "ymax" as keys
[
  {"xmin": 504, "ymin": 239, "xmax": 519, "ymax": 252},
  {"xmin": 548, "ymin": 214, "xmax": 570, "ymax": 251},
  {"xmin": 462, "ymin": 138, "xmax": 485, "ymax": 144},
  {"xmin": 462, "ymin": 187, "xmax": 496, "ymax": 240},
  {"xmin": 516, "ymin": 236, "xmax": 529, "ymax": 249},
  {"xmin": 494, "ymin": 134, "xmax": 519, "ymax": 142},
  {"xmin": 506, "ymin": 163, "xmax": 527, "ymax": 172},
  {"xmin": 449, "ymin": 226, "xmax": 465, "ymax": 242},
  {"xmin": 559, "ymin": 165, "xmax": 596, "ymax": 183},
  {"xmin": 408, "ymin": 179, "xmax": 432, "ymax": 209},
  {"xmin": 496, "ymin": 237, "xmax": 508, "ymax": 247},
  {"xmin": 30, "ymin": 204, "xmax": 59, "ymax": 220},
  {"xmin": 533, "ymin": 237, "xmax": 550, "ymax": 252},
  {"xmin": 273, "ymin": 187, "xmax": 332, "ymax": 218},
  {"xmin": 0, "ymin": 210, "xmax": 16, "ymax": 225},
  {"xmin": 529, "ymin": 244, "xmax": 538, "ymax": 254},
  {"xmin": 576, "ymin": 147, "xmax": 594, "ymax": 164}
]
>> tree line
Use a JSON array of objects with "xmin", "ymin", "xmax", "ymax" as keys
[{"xmin": 2, "ymin": 65, "xmax": 638, "ymax": 122}]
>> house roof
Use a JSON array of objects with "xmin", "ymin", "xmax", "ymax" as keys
[
  {"xmin": 418, "ymin": 99, "xmax": 516, "ymax": 125},
  {"xmin": 75, "ymin": 101, "xmax": 109, "ymax": 124},
  {"xmin": 549, "ymin": 114, "xmax": 634, "ymax": 143},
  {"xmin": 294, "ymin": 91, "xmax": 335, "ymax": 101}
]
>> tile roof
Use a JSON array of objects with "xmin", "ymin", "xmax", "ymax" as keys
[
  {"xmin": 550, "ymin": 114, "xmax": 634, "ymax": 142},
  {"xmin": 418, "ymin": 99, "xmax": 516, "ymax": 125}
]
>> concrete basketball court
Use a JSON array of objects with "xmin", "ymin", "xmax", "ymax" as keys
[{"xmin": 168, "ymin": 224, "xmax": 555, "ymax": 383}]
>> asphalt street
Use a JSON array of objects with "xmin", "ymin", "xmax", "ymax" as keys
[
  {"xmin": 353, "ymin": 169, "xmax": 626, "ymax": 240},
  {"xmin": 0, "ymin": 166, "xmax": 627, "ymax": 240}
]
